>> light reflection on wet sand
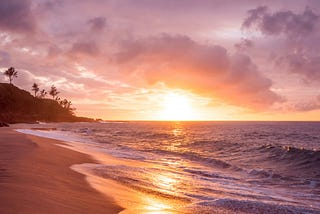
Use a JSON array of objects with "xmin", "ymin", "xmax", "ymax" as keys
[
  {"xmin": 58, "ymin": 131, "xmax": 190, "ymax": 213},
  {"xmin": 67, "ymin": 123, "xmax": 196, "ymax": 213},
  {"xmin": 72, "ymin": 164, "xmax": 188, "ymax": 214}
]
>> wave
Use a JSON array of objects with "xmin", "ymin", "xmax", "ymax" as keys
[
  {"xmin": 258, "ymin": 144, "xmax": 320, "ymax": 172},
  {"xmin": 180, "ymin": 140, "xmax": 320, "ymax": 184},
  {"xmin": 259, "ymin": 144, "xmax": 320, "ymax": 160},
  {"xmin": 88, "ymin": 165, "xmax": 190, "ymax": 202},
  {"xmin": 183, "ymin": 168, "xmax": 239, "ymax": 181},
  {"xmin": 188, "ymin": 198, "xmax": 320, "ymax": 214},
  {"xmin": 187, "ymin": 140, "xmax": 320, "ymax": 176},
  {"xmin": 188, "ymin": 140, "xmax": 320, "ymax": 167},
  {"xmin": 143, "ymin": 148, "xmax": 234, "ymax": 169}
]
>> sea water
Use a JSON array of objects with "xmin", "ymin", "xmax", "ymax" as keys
[{"xmin": 16, "ymin": 121, "xmax": 320, "ymax": 213}]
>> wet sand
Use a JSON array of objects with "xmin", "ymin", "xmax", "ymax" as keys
[{"xmin": 0, "ymin": 128, "xmax": 123, "ymax": 214}]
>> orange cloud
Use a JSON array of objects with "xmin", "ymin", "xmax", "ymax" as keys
[{"xmin": 115, "ymin": 34, "xmax": 283, "ymax": 110}]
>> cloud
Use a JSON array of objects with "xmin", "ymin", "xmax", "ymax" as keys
[
  {"xmin": 69, "ymin": 41, "xmax": 100, "ymax": 57},
  {"xmin": 234, "ymin": 38, "xmax": 254, "ymax": 51},
  {"xmin": 242, "ymin": 6, "xmax": 320, "ymax": 83},
  {"xmin": 0, "ymin": 51, "xmax": 11, "ymax": 66},
  {"xmin": 88, "ymin": 17, "xmax": 107, "ymax": 31},
  {"xmin": 242, "ymin": 6, "xmax": 319, "ymax": 38},
  {"xmin": 38, "ymin": 0, "xmax": 63, "ymax": 11},
  {"xmin": 47, "ymin": 45, "xmax": 63, "ymax": 58},
  {"xmin": 279, "ymin": 52, "xmax": 320, "ymax": 81},
  {"xmin": 115, "ymin": 34, "xmax": 283, "ymax": 109},
  {"xmin": 294, "ymin": 96, "xmax": 320, "ymax": 111},
  {"xmin": 0, "ymin": 0, "xmax": 35, "ymax": 33}
]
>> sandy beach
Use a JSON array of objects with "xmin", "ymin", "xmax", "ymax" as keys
[{"xmin": 0, "ymin": 128, "xmax": 123, "ymax": 214}]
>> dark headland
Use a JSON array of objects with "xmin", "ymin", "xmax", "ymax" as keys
[{"xmin": 0, "ymin": 83, "xmax": 94, "ymax": 124}]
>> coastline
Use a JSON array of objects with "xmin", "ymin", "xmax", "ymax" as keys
[
  {"xmin": 0, "ymin": 127, "xmax": 123, "ymax": 214},
  {"xmin": 3, "ymin": 123, "xmax": 317, "ymax": 214},
  {"xmin": 11, "ymin": 125, "xmax": 240, "ymax": 214},
  {"xmin": 14, "ymin": 126, "xmax": 191, "ymax": 213}
]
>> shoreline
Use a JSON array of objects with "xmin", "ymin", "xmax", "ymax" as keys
[
  {"xmin": 4, "ymin": 124, "xmax": 316, "ymax": 214},
  {"xmin": 0, "ymin": 127, "xmax": 123, "ymax": 214},
  {"xmin": 14, "ymin": 126, "xmax": 191, "ymax": 213}
]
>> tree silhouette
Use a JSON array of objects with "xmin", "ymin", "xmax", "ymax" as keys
[
  {"xmin": 59, "ymin": 98, "xmax": 75, "ymax": 114},
  {"xmin": 49, "ymin": 85, "xmax": 59, "ymax": 99},
  {"xmin": 32, "ymin": 83, "xmax": 39, "ymax": 97},
  {"xmin": 60, "ymin": 99, "xmax": 72, "ymax": 109},
  {"xmin": 39, "ymin": 89, "xmax": 47, "ymax": 98},
  {"xmin": 4, "ymin": 67, "xmax": 18, "ymax": 84}
]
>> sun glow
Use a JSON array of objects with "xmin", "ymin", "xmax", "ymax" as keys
[{"xmin": 159, "ymin": 92, "xmax": 197, "ymax": 121}]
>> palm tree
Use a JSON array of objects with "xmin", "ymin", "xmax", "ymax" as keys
[
  {"xmin": 49, "ymin": 85, "xmax": 59, "ymax": 99},
  {"xmin": 32, "ymin": 83, "xmax": 40, "ymax": 97},
  {"xmin": 60, "ymin": 99, "xmax": 67, "ymax": 107},
  {"xmin": 60, "ymin": 99, "xmax": 72, "ymax": 109},
  {"xmin": 4, "ymin": 67, "xmax": 18, "ymax": 84},
  {"xmin": 59, "ymin": 99, "xmax": 75, "ymax": 114},
  {"xmin": 39, "ymin": 89, "xmax": 47, "ymax": 99}
]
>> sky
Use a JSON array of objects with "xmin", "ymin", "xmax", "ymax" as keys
[{"xmin": 0, "ymin": 0, "xmax": 320, "ymax": 121}]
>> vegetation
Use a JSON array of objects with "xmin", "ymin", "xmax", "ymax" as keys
[
  {"xmin": 49, "ymin": 85, "xmax": 59, "ymax": 99},
  {"xmin": 39, "ymin": 89, "xmax": 47, "ymax": 98},
  {"xmin": 60, "ymin": 99, "xmax": 73, "ymax": 111},
  {"xmin": 4, "ymin": 67, "xmax": 18, "ymax": 85},
  {"xmin": 0, "ymin": 66, "xmax": 94, "ymax": 123},
  {"xmin": 32, "ymin": 83, "xmax": 39, "ymax": 97}
]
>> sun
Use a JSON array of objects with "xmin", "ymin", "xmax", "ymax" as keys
[{"xmin": 158, "ymin": 92, "xmax": 197, "ymax": 121}]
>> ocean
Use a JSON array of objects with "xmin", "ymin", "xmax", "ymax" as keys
[{"xmin": 17, "ymin": 121, "xmax": 320, "ymax": 213}]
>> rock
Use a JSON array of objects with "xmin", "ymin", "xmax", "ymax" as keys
[{"xmin": 0, "ymin": 122, "xmax": 9, "ymax": 127}]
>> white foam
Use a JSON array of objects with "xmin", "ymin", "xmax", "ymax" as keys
[
  {"xmin": 15, "ymin": 129, "xmax": 85, "ymax": 144},
  {"xmin": 15, "ymin": 128, "xmax": 146, "ymax": 166}
]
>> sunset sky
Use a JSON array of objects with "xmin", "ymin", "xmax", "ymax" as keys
[{"xmin": 1, "ymin": 0, "xmax": 320, "ymax": 121}]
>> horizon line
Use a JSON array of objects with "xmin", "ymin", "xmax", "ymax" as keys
[{"xmin": 96, "ymin": 119, "xmax": 320, "ymax": 122}]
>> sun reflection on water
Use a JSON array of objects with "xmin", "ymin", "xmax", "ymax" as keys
[
  {"xmin": 164, "ymin": 122, "xmax": 187, "ymax": 152},
  {"xmin": 74, "ymin": 122, "xmax": 194, "ymax": 214},
  {"xmin": 172, "ymin": 127, "xmax": 183, "ymax": 137},
  {"xmin": 171, "ymin": 122, "xmax": 184, "ymax": 136},
  {"xmin": 140, "ymin": 197, "xmax": 175, "ymax": 214},
  {"xmin": 153, "ymin": 172, "xmax": 179, "ymax": 194}
]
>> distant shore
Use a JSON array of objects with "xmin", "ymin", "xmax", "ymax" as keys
[{"xmin": 0, "ymin": 128, "xmax": 123, "ymax": 214}]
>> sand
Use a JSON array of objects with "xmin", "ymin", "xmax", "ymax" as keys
[{"xmin": 0, "ymin": 127, "xmax": 123, "ymax": 214}]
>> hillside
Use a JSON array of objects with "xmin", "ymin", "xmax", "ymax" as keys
[{"xmin": 0, "ymin": 83, "xmax": 94, "ymax": 123}]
